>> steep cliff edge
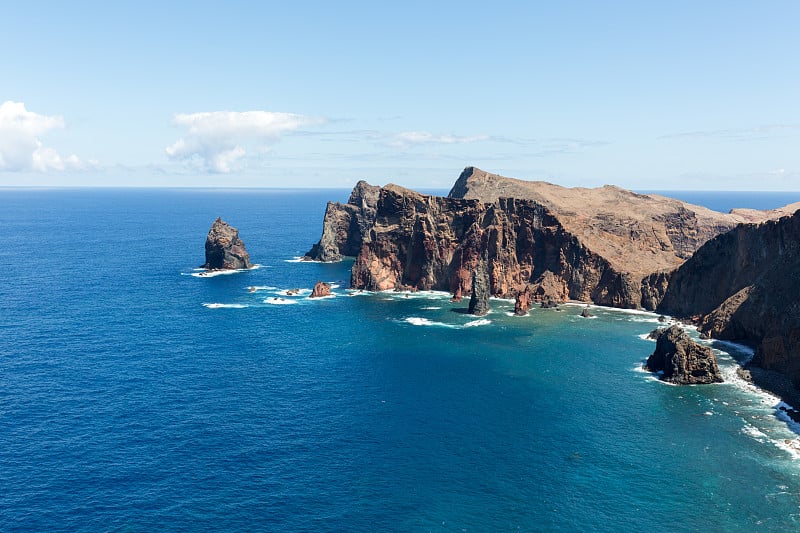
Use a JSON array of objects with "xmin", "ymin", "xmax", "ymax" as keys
[
  {"xmin": 304, "ymin": 180, "xmax": 381, "ymax": 261},
  {"xmin": 659, "ymin": 210, "xmax": 800, "ymax": 387},
  {"xmin": 449, "ymin": 167, "xmax": 797, "ymax": 273},
  {"xmin": 349, "ymin": 186, "xmax": 640, "ymax": 305},
  {"xmin": 308, "ymin": 167, "xmax": 798, "ymax": 311}
]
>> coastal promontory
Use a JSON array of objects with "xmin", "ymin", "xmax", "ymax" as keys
[
  {"xmin": 203, "ymin": 217, "xmax": 252, "ymax": 270},
  {"xmin": 306, "ymin": 167, "xmax": 796, "ymax": 309}
]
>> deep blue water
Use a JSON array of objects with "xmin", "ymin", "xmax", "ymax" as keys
[
  {"xmin": 643, "ymin": 190, "xmax": 800, "ymax": 214},
  {"xmin": 2, "ymin": 188, "xmax": 800, "ymax": 532}
]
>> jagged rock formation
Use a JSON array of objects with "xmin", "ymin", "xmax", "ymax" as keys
[
  {"xmin": 468, "ymin": 262, "xmax": 491, "ymax": 316},
  {"xmin": 310, "ymin": 281, "xmax": 332, "ymax": 298},
  {"xmin": 309, "ymin": 167, "xmax": 798, "ymax": 311},
  {"xmin": 514, "ymin": 286, "xmax": 532, "ymax": 316},
  {"xmin": 540, "ymin": 297, "xmax": 559, "ymax": 309},
  {"xmin": 304, "ymin": 181, "xmax": 381, "ymax": 261},
  {"xmin": 659, "ymin": 210, "xmax": 800, "ymax": 387},
  {"xmin": 203, "ymin": 218, "xmax": 252, "ymax": 270},
  {"xmin": 644, "ymin": 325, "xmax": 723, "ymax": 384}
]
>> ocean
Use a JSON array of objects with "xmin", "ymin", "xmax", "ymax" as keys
[{"xmin": 2, "ymin": 188, "xmax": 800, "ymax": 532}]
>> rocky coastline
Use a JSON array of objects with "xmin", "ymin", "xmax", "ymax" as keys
[
  {"xmin": 658, "ymin": 210, "xmax": 800, "ymax": 391},
  {"xmin": 304, "ymin": 167, "xmax": 800, "ymax": 399}
]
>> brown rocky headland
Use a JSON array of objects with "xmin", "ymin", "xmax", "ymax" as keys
[{"xmin": 304, "ymin": 166, "xmax": 800, "ymax": 397}]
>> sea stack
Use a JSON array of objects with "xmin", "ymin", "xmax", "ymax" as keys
[
  {"xmin": 468, "ymin": 263, "xmax": 491, "ymax": 316},
  {"xmin": 203, "ymin": 217, "xmax": 252, "ymax": 270},
  {"xmin": 310, "ymin": 281, "xmax": 332, "ymax": 298},
  {"xmin": 644, "ymin": 325, "xmax": 723, "ymax": 385},
  {"xmin": 514, "ymin": 286, "xmax": 532, "ymax": 316}
]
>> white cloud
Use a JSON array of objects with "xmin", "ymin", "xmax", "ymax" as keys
[
  {"xmin": 387, "ymin": 131, "xmax": 489, "ymax": 148},
  {"xmin": 0, "ymin": 101, "xmax": 86, "ymax": 171},
  {"xmin": 166, "ymin": 110, "xmax": 322, "ymax": 173}
]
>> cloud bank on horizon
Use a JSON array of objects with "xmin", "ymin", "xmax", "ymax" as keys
[{"xmin": 0, "ymin": 101, "xmax": 89, "ymax": 172}]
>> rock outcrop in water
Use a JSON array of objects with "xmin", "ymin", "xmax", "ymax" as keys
[
  {"xmin": 514, "ymin": 286, "xmax": 532, "ymax": 316},
  {"xmin": 644, "ymin": 325, "xmax": 723, "ymax": 384},
  {"xmin": 308, "ymin": 167, "xmax": 799, "ymax": 310},
  {"xmin": 468, "ymin": 262, "xmax": 491, "ymax": 316},
  {"xmin": 203, "ymin": 217, "xmax": 252, "ymax": 270},
  {"xmin": 659, "ymin": 210, "xmax": 800, "ymax": 387},
  {"xmin": 310, "ymin": 281, "xmax": 332, "ymax": 298}
]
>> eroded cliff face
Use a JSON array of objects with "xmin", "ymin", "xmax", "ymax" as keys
[
  {"xmin": 349, "ymin": 185, "xmax": 664, "ymax": 308},
  {"xmin": 448, "ymin": 167, "xmax": 798, "ymax": 275},
  {"xmin": 308, "ymin": 167, "xmax": 799, "ymax": 312},
  {"xmin": 304, "ymin": 180, "xmax": 380, "ymax": 261},
  {"xmin": 659, "ymin": 211, "xmax": 800, "ymax": 386}
]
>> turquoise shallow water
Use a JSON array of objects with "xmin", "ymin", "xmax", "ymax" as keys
[{"xmin": 2, "ymin": 189, "xmax": 800, "ymax": 531}]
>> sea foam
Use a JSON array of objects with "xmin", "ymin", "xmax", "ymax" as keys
[
  {"xmin": 191, "ymin": 264, "xmax": 263, "ymax": 277},
  {"xmin": 263, "ymin": 298, "xmax": 297, "ymax": 305}
]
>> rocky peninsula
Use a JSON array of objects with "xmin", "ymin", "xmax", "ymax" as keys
[
  {"xmin": 306, "ymin": 167, "xmax": 794, "ymax": 308},
  {"xmin": 305, "ymin": 167, "xmax": 800, "ymax": 393}
]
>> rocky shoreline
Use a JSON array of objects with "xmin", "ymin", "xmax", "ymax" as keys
[
  {"xmin": 300, "ymin": 167, "xmax": 800, "ymax": 399},
  {"xmin": 737, "ymin": 366, "xmax": 800, "ymax": 422}
]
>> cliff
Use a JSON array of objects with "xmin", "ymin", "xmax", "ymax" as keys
[
  {"xmin": 659, "ymin": 210, "xmax": 800, "ymax": 387},
  {"xmin": 304, "ymin": 180, "xmax": 380, "ymax": 261},
  {"xmin": 308, "ymin": 167, "xmax": 798, "ymax": 311},
  {"xmin": 203, "ymin": 217, "xmax": 252, "ymax": 270}
]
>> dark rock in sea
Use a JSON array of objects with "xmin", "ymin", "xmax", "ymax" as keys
[
  {"xmin": 658, "ymin": 315, "xmax": 667, "ymax": 322},
  {"xmin": 514, "ymin": 286, "xmax": 532, "ymax": 316},
  {"xmin": 658, "ymin": 210, "xmax": 800, "ymax": 389},
  {"xmin": 203, "ymin": 217, "xmax": 252, "ymax": 270},
  {"xmin": 286, "ymin": 288, "xmax": 300, "ymax": 296},
  {"xmin": 468, "ymin": 262, "xmax": 491, "ymax": 316},
  {"xmin": 310, "ymin": 281, "xmax": 332, "ymax": 298},
  {"xmin": 580, "ymin": 306, "xmax": 592, "ymax": 318},
  {"xmin": 644, "ymin": 325, "xmax": 723, "ymax": 385},
  {"xmin": 540, "ymin": 296, "xmax": 559, "ymax": 309}
]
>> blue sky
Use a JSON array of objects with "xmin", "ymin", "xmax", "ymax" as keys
[{"xmin": 1, "ymin": 1, "xmax": 798, "ymax": 190}]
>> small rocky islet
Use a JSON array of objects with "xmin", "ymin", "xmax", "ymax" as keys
[
  {"xmin": 202, "ymin": 217, "xmax": 252, "ymax": 271},
  {"xmin": 644, "ymin": 325, "xmax": 724, "ymax": 385}
]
